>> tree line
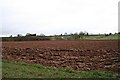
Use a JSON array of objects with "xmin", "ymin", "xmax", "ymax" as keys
[{"xmin": 2, "ymin": 32, "xmax": 120, "ymax": 41}]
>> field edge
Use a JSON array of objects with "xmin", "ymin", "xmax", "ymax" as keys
[{"xmin": 2, "ymin": 59, "xmax": 120, "ymax": 78}]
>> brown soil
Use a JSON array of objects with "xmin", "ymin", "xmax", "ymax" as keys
[{"xmin": 2, "ymin": 40, "xmax": 120, "ymax": 73}]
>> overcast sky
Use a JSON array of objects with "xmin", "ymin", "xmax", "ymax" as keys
[{"xmin": 0, "ymin": 0, "xmax": 119, "ymax": 36}]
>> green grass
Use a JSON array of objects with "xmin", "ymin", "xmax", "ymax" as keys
[
  {"xmin": 83, "ymin": 35, "xmax": 120, "ymax": 40},
  {"xmin": 2, "ymin": 59, "xmax": 119, "ymax": 78},
  {"xmin": 0, "ymin": 59, "xmax": 2, "ymax": 79},
  {"xmin": 52, "ymin": 35, "xmax": 120, "ymax": 40}
]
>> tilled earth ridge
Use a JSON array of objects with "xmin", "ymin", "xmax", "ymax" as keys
[{"xmin": 2, "ymin": 40, "xmax": 120, "ymax": 73}]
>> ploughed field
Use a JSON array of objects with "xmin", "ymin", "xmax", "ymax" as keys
[{"xmin": 2, "ymin": 40, "xmax": 120, "ymax": 73}]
